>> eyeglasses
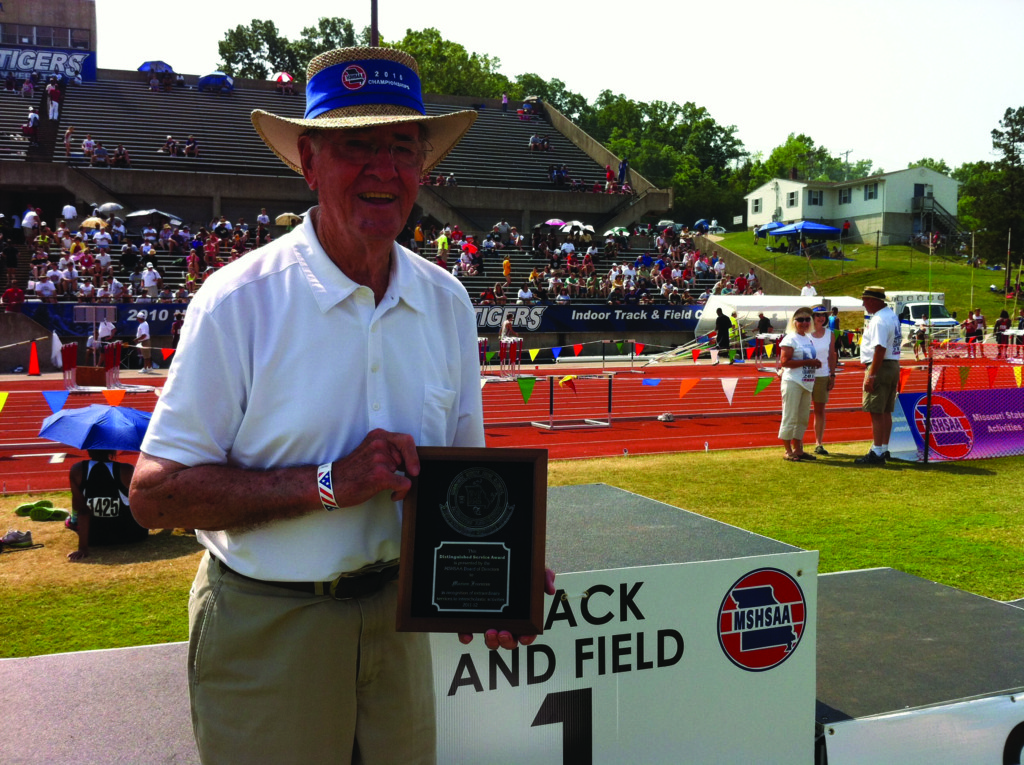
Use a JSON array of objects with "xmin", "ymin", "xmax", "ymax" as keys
[
  {"xmin": 795, "ymin": 316, "xmax": 812, "ymax": 323},
  {"xmin": 327, "ymin": 137, "xmax": 433, "ymax": 168}
]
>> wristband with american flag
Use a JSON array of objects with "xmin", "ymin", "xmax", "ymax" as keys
[{"xmin": 317, "ymin": 462, "xmax": 340, "ymax": 511}]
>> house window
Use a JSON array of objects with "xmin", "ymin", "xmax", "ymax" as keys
[
  {"xmin": 786, "ymin": 191, "xmax": 798, "ymax": 207},
  {"xmin": 751, "ymin": 198, "xmax": 762, "ymax": 214},
  {"xmin": 838, "ymin": 188, "xmax": 852, "ymax": 205},
  {"xmin": 807, "ymin": 190, "xmax": 823, "ymax": 206},
  {"xmin": 864, "ymin": 183, "xmax": 879, "ymax": 201}
]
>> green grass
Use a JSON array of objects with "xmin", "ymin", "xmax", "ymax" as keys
[
  {"xmin": 549, "ymin": 444, "xmax": 1024, "ymax": 601},
  {"xmin": 4, "ymin": 445, "xmax": 1024, "ymax": 658},
  {"xmin": 717, "ymin": 231, "xmax": 1020, "ymax": 321}
]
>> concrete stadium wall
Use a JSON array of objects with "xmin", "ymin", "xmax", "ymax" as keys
[{"xmin": 0, "ymin": 313, "xmax": 59, "ymax": 374}]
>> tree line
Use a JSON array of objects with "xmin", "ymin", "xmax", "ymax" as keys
[{"xmin": 217, "ymin": 18, "xmax": 1020, "ymax": 264}]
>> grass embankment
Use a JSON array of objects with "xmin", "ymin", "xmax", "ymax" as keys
[
  {"xmin": 715, "ymin": 231, "xmax": 1020, "ymax": 321},
  {"xmin": 4, "ymin": 447, "xmax": 1023, "ymax": 658}
]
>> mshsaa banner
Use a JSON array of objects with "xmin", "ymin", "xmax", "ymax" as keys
[{"xmin": 891, "ymin": 388, "xmax": 1024, "ymax": 461}]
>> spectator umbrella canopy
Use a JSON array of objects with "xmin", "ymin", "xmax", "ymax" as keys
[
  {"xmin": 125, "ymin": 209, "xmax": 183, "ymax": 227},
  {"xmin": 272, "ymin": 72, "xmax": 293, "ymax": 83},
  {"xmin": 275, "ymin": 213, "xmax": 303, "ymax": 226},
  {"xmin": 138, "ymin": 61, "xmax": 174, "ymax": 74},
  {"xmin": 543, "ymin": 218, "xmax": 566, "ymax": 227},
  {"xmin": 198, "ymin": 72, "xmax": 234, "ymax": 92},
  {"xmin": 95, "ymin": 202, "xmax": 123, "ymax": 215},
  {"xmin": 768, "ymin": 221, "xmax": 842, "ymax": 239},
  {"xmin": 79, "ymin": 216, "xmax": 107, "ymax": 229},
  {"xmin": 39, "ymin": 405, "xmax": 152, "ymax": 451},
  {"xmin": 757, "ymin": 221, "xmax": 786, "ymax": 235}
]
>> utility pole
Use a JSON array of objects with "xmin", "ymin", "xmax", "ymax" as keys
[
  {"xmin": 839, "ymin": 149, "xmax": 853, "ymax": 180},
  {"xmin": 371, "ymin": 0, "xmax": 379, "ymax": 46}
]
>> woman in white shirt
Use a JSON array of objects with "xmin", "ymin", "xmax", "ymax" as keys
[
  {"xmin": 809, "ymin": 306, "xmax": 838, "ymax": 455},
  {"xmin": 778, "ymin": 307, "xmax": 822, "ymax": 461}
]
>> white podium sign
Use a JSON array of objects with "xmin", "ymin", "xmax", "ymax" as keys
[{"xmin": 431, "ymin": 552, "xmax": 818, "ymax": 764}]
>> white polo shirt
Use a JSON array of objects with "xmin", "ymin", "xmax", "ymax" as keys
[
  {"xmin": 861, "ymin": 305, "xmax": 901, "ymax": 362},
  {"xmin": 141, "ymin": 211, "xmax": 485, "ymax": 581}
]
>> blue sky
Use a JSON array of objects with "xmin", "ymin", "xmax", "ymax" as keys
[{"xmin": 96, "ymin": 0, "xmax": 1024, "ymax": 174}]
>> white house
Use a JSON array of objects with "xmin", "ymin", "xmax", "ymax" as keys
[{"xmin": 744, "ymin": 167, "xmax": 960, "ymax": 245}]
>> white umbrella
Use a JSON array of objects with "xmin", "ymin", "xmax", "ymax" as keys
[
  {"xmin": 559, "ymin": 220, "xmax": 586, "ymax": 233},
  {"xmin": 96, "ymin": 202, "xmax": 123, "ymax": 214}
]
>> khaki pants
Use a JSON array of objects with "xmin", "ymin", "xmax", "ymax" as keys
[
  {"xmin": 188, "ymin": 552, "xmax": 436, "ymax": 765},
  {"xmin": 779, "ymin": 379, "xmax": 812, "ymax": 441}
]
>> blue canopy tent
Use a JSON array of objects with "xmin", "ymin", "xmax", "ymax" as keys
[
  {"xmin": 768, "ymin": 221, "xmax": 841, "ymax": 239},
  {"xmin": 138, "ymin": 61, "xmax": 174, "ymax": 73}
]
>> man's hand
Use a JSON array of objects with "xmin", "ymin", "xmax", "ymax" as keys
[
  {"xmin": 863, "ymin": 376, "xmax": 875, "ymax": 394},
  {"xmin": 459, "ymin": 568, "xmax": 556, "ymax": 650},
  {"xmin": 332, "ymin": 429, "xmax": 420, "ymax": 504}
]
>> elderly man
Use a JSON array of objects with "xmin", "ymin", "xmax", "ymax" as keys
[
  {"xmin": 856, "ymin": 286, "xmax": 901, "ymax": 465},
  {"xmin": 130, "ymin": 46, "xmax": 549, "ymax": 764}
]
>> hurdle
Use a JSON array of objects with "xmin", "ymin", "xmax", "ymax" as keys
[
  {"xmin": 477, "ymin": 337, "xmax": 489, "ymax": 368},
  {"xmin": 499, "ymin": 337, "xmax": 523, "ymax": 378},
  {"xmin": 531, "ymin": 373, "xmax": 613, "ymax": 430}
]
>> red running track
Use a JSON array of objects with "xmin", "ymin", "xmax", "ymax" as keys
[{"xmin": 0, "ymin": 357, "xmax": 1013, "ymax": 491}]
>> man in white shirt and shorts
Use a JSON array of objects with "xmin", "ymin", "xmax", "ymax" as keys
[{"xmin": 856, "ymin": 286, "xmax": 901, "ymax": 465}]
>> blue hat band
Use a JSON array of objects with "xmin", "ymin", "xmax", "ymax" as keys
[{"xmin": 305, "ymin": 59, "xmax": 424, "ymax": 119}]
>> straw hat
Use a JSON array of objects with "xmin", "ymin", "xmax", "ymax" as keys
[{"xmin": 252, "ymin": 47, "xmax": 477, "ymax": 175}]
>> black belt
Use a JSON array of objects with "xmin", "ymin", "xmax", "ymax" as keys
[{"xmin": 217, "ymin": 558, "xmax": 399, "ymax": 600}]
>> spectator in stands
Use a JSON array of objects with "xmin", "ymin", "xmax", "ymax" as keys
[
  {"xmin": 63, "ymin": 126, "xmax": 76, "ymax": 159},
  {"xmin": 142, "ymin": 262, "xmax": 162, "ymax": 297},
  {"xmin": 149, "ymin": 74, "xmax": 161, "ymax": 92},
  {"xmin": 160, "ymin": 135, "xmax": 178, "ymax": 155},
  {"xmin": 255, "ymin": 224, "xmax": 271, "ymax": 248},
  {"xmin": 185, "ymin": 135, "xmax": 200, "ymax": 158},
  {"xmin": 21, "ymin": 77, "xmax": 34, "ymax": 99},
  {"xmin": 2, "ymin": 277, "xmax": 25, "ymax": 312},
  {"xmin": 479, "ymin": 285, "xmax": 496, "ymax": 305},
  {"xmin": 4, "ymin": 72, "xmax": 14, "ymax": 91},
  {"xmin": 158, "ymin": 286, "xmax": 174, "ymax": 303},
  {"xmin": 81, "ymin": 134, "xmax": 95, "ymax": 159},
  {"xmin": 529, "ymin": 133, "xmax": 543, "ymax": 152},
  {"xmin": 91, "ymin": 142, "xmax": 110, "ymax": 167},
  {"xmin": 445, "ymin": 172, "xmax": 457, "ymax": 187},
  {"xmin": 618, "ymin": 158, "xmax": 629, "ymax": 186},
  {"xmin": 174, "ymin": 285, "xmax": 189, "ymax": 302},
  {"xmin": 213, "ymin": 216, "xmax": 232, "ymax": 238},
  {"xmin": 517, "ymin": 282, "xmax": 534, "ymax": 305},
  {"xmin": 256, "ymin": 208, "xmax": 270, "ymax": 227},
  {"xmin": 78, "ymin": 275, "xmax": 97, "ymax": 302},
  {"xmin": 35, "ymin": 273, "xmax": 57, "ymax": 302},
  {"xmin": 23, "ymin": 107, "xmax": 39, "ymax": 146},
  {"xmin": 112, "ymin": 144, "xmax": 132, "ymax": 168},
  {"xmin": 61, "ymin": 262, "xmax": 80, "ymax": 297},
  {"xmin": 45, "ymin": 77, "xmax": 61, "ymax": 120}
]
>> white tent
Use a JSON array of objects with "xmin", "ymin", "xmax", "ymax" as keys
[{"xmin": 693, "ymin": 294, "xmax": 865, "ymax": 337}]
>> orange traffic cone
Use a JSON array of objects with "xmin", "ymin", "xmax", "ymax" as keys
[
  {"xmin": 28, "ymin": 341, "xmax": 40, "ymax": 376},
  {"xmin": 27, "ymin": 342, "xmax": 41, "ymax": 374}
]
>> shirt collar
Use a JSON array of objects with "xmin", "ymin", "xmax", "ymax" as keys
[{"xmin": 295, "ymin": 208, "xmax": 425, "ymax": 315}]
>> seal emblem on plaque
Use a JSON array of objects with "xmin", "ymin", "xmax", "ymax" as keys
[{"xmin": 439, "ymin": 467, "xmax": 515, "ymax": 537}]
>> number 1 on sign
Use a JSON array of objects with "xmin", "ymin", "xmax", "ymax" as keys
[{"xmin": 531, "ymin": 688, "xmax": 593, "ymax": 764}]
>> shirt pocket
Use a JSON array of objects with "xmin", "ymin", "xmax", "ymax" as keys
[{"xmin": 420, "ymin": 385, "xmax": 457, "ymax": 446}]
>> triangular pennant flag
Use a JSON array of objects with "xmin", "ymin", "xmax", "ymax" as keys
[
  {"xmin": 480, "ymin": 378, "xmax": 488, "ymax": 390},
  {"xmin": 1014, "ymin": 367, "xmax": 1022, "ymax": 388},
  {"xmin": 573, "ymin": 344, "xmax": 583, "ymax": 356},
  {"xmin": 154, "ymin": 388, "xmax": 164, "ymax": 397},
  {"xmin": 558, "ymin": 375, "xmax": 577, "ymax": 394},
  {"xmin": 898, "ymin": 368, "xmax": 913, "ymax": 393},
  {"xmin": 765, "ymin": 343, "xmax": 775, "ymax": 358},
  {"xmin": 102, "ymin": 389, "xmax": 126, "ymax": 406},
  {"xmin": 161, "ymin": 348, "xmax": 175, "ymax": 361},
  {"xmin": 43, "ymin": 390, "xmax": 70, "ymax": 413},
  {"xmin": 0, "ymin": 391, "xmax": 7, "ymax": 415},
  {"xmin": 720, "ymin": 378, "xmax": 739, "ymax": 405},
  {"xmin": 635, "ymin": 343, "xmax": 645, "ymax": 355},
  {"xmin": 529, "ymin": 349, "xmax": 540, "ymax": 362},
  {"xmin": 486, "ymin": 351, "xmax": 496, "ymax": 363},
  {"xmin": 616, "ymin": 342, "xmax": 624, "ymax": 355},
  {"xmin": 959, "ymin": 367, "xmax": 970, "ymax": 389},
  {"xmin": 552, "ymin": 347, "xmax": 562, "ymax": 360},
  {"xmin": 754, "ymin": 377, "xmax": 775, "ymax": 395},
  {"xmin": 50, "ymin": 331, "xmax": 63, "ymax": 369},
  {"xmin": 642, "ymin": 379, "xmax": 661, "ymax": 386},
  {"xmin": 691, "ymin": 349, "xmax": 701, "ymax": 363},
  {"xmin": 710, "ymin": 349, "xmax": 719, "ymax": 364},
  {"xmin": 729, "ymin": 350, "xmax": 737, "ymax": 361},
  {"xmin": 930, "ymin": 368, "xmax": 943, "ymax": 390},
  {"xmin": 678, "ymin": 379, "xmax": 699, "ymax": 398},
  {"xmin": 987, "ymin": 366, "xmax": 1000, "ymax": 389},
  {"xmin": 746, "ymin": 347, "xmax": 755, "ymax": 359},
  {"xmin": 517, "ymin": 377, "xmax": 536, "ymax": 403}
]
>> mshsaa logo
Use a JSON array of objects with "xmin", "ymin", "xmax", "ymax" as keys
[
  {"xmin": 718, "ymin": 568, "xmax": 806, "ymax": 672},
  {"xmin": 341, "ymin": 65, "xmax": 367, "ymax": 90},
  {"xmin": 913, "ymin": 395, "xmax": 973, "ymax": 460}
]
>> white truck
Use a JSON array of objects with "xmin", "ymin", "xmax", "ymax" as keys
[{"xmin": 883, "ymin": 291, "xmax": 960, "ymax": 341}]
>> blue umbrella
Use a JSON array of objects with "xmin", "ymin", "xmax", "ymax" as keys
[
  {"xmin": 198, "ymin": 72, "xmax": 234, "ymax": 92},
  {"xmin": 39, "ymin": 405, "xmax": 152, "ymax": 451},
  {"xmin": 757, "ymin": 221, "xmax": 785, "ymax": 234},
  {"xmin": 694, "ymin": 219, "xmax": 709, "ymax": 228},
  {"xmin": 138, "ymin": 61, "xmax": 174, "ymax": 74}
]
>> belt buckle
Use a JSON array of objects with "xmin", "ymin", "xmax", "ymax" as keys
[{"xmin": 328, "ymin": 573, "xmax": 355, "ymax": 601}]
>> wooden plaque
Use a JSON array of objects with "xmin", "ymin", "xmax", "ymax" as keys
[{"xmin": 396, "ymin": 447, "xmax": 547, "ymax": 635}]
